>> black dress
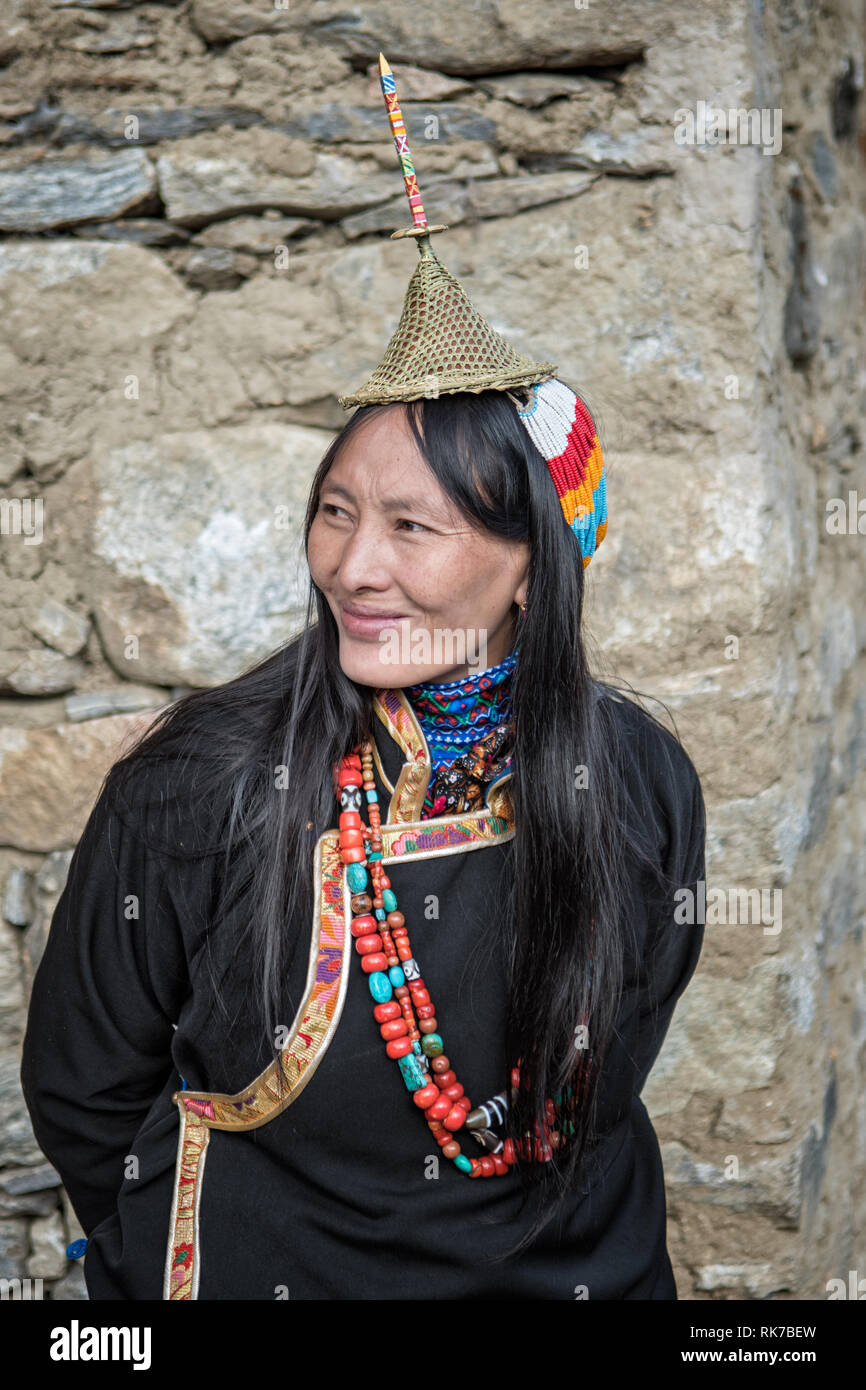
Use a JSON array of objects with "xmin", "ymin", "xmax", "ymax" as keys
[{"xmin": 20, "ymin": 688, "xmax": 706, "ymax": 1301}]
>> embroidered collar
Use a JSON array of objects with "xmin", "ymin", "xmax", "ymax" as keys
[{"xmin": 402, "ymin": 650, "xmax": 517, "ymax": 769}]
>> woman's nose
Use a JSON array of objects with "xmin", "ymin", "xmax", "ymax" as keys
[{"xmin": 334, "ymin": 516, "xmax": 392, "ymax": 589}]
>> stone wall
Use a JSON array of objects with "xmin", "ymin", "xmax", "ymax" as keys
[{"xmin": 0, "ymin": 0, "xmax": 863, "ymax": 1299}]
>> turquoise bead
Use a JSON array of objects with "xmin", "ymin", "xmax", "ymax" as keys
[
  {"xmin": 382, "ymin": 889, "xmax": 397, "ymax": 911},
  {"xmin": 366, "ymin": 789, "xmax": 378, "ymax": 802},
  {"xmin": 388, "ymin": 965, "xmax": 405, "ymax": 988},
  {"xmin": 453, "ymin": 1155, "xmax": 472, "ymax": 1174},
  {"xmin": 421, "ymin": 1033, "xmax": 444, "ymax": 1057},
  {"xmin": 368, "ymin": 972, "xmax": 392, "ymax": 1003},
  {"xmin": 375, "ymin": 908, "xmax": 387, "ymax": 920},
  {"xmin": 397, "ymin": 1053, "xmax": 427, "ymax": 1091},
  {"xmin": 347, "ymin": 863, "xmax": 367, "ymax": 893},
  {"xmin": 368, "ymin": 851, "xmax": 382, "ymax": 861}
]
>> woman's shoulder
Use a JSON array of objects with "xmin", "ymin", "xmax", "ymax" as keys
[
  {"xmin": 598, "ymin": 686, "xmax": 700, "ymax": 782},
  {"xmin": 100, "ymin": 746, "xmax": 229, "ymax": 859},
  {"xmin": 596, "ymin": 687, "xmax": 705, "ymax": 858}
]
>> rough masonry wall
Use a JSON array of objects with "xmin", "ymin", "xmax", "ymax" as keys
[{"xmin": 0, "ymin": 0, "xmax": 863, "ymax": 1299}]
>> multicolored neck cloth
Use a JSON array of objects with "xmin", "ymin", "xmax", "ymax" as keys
[{"xmin": 403, "ymin": 651, "xmax": 517, "ymax": 819}]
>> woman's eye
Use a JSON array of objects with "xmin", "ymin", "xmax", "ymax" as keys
[{"xmin": 319, "ymin": 503, "xmax": 428, "ymax": 533}]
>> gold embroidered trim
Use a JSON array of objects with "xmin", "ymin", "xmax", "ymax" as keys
[
  {"xmin": 373, "ymin": 686, "xmax": 513, "ymax": 823},
  {"xmin": 171, "ymin": 830, "xmax": 352, "ymax": 1131},
  {"xmin": 373, "ymin": 688, "xmax": 431, "ymax": 821},
  {"xmin": 164, "ymin": 1104, "xmax": 210, "ymax": 1300}
]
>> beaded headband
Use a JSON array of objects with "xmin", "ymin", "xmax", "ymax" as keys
[
  {"xmin": 338, "ymin": 54, "xmax": 608, "ymax": 568},
  {"xmin": 509, "ymin": 379, "xmax": 607, "ymax": 568}
]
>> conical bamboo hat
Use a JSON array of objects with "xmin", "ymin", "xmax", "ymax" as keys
[
  {"xmin": 338, "ymin": 55, "xmax": 557, "ymax": 409},
  {"xmin": 338, "ymin": 237, "xmax": 557, "ymax": 408}
]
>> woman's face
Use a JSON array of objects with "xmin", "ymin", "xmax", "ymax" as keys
[{"xmin": 307, "ymin": 405, "xmax": 529, "ymax": 689}]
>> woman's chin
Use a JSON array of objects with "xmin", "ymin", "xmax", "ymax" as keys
[{"xmin": 337, "ymin": 641, "xmax": 451, "ymax": 690}]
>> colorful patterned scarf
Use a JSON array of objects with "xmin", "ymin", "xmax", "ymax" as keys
[{"xmin": 403, "ymin": 652, "xmax": 517, "ymax": 818}]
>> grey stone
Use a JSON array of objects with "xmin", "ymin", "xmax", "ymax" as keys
[
  {"xmin": 0, "ymin": 918, "xmax": 26, "ymax": 1044},
  {"xmin": 47, "ymin": 105, "xmax": 266, "ymax": 147},
  {"xmin": 248, "ymin": 0, "xmax": 647, "ymax": 73},
  {"xmin": 52, "ymin": 0, "xmax": 169, "ymax": 8},
  {"xmin": 26, "ymin": 1210, "xmax": 68, "ymax": 1280},
  {"xmin": 696, "ymin": 1262, "xmax": 796, "ymax": 1298},
  {"xmin": 362, "ymin": 64, "xmax": 472, "ymax": 102},
  {"xmin": 0, "ymin": 238, "xmax": 117, "ymax": 290},
  {"xmin": 0, "ymin": 1189, "xmax": 61, "ymax": 1218},
  {"xmin": 57, "ymin": 21, "xmax": 157, "ymax": 56},
  {"xmin": 3, "ymin": 867, "xmax": 34, "ymax": 928},
  {"xmin": 642, "ymin": 964, "xmax": 782, "ymax": 1118},
  {"xmin": 279, "ymin": 102, "xmax": 495, "ymax": 146},
  {"xmin": 661, "ymin": 1140, "xmax": 802, "ymax": 1227},
  {"xmin": 26, "ymin": 599, "xmax": 91, "ymax": 658},
  {"xmin": 193, "ymin": 214, "xmax": 316, "ymax": 254},
  {"xmin": 157, "ymin": 146, "xmax": 394, "ymax": 227},
  {"xmin": 23, "ymin": 912, "xmax": 52, "ymax": 982},
  {"xmin": 478, "ymin": 74, "xmax": 606, "ymax": 108},
  {"xmin": 343, "ymin": 170, "xmax": 598, "ymax": 239},
  {"xmin": 49, "ymin": 1263, "xmax": 89, "ymax": 1300},
  {"xmin": 0, "ymin": 1218, "xmax": 28, "ymax": 1278},
  {"xmin": 69, "ymin": 219, "xmax": 191, "ymax": 247},
  {"xmin": 784, "ymin": 177, "xmax": 822, "ymax": 364},
  {"xmin": 0, "ymin": 650, "xmax": 86, "ymax": 696},
  {"xmin": 87, "ymin": 423, "xmax": 334, "ymax": 685},
  {"xmin": 181, "ymin": 246, "xmax": 257, "ymax": 290},
  {"xmin": 0, "ymin": 150, "xmax": 157, "ymax": 234},
  {"xmin": 0, "ymin": 234, "xmax": 202, "ymax": 517},
  {"xmin": 0, "ymin": 1055, "xmax": 45, "ymax": 1165},
  {"xmin": 799, "ymin": 1067, "xmax": 839, "ymax": 1230},
  {"xmin": 830, "ymin": 55, "xmax": 863, "ymax": 141},
  {"xmin": 0, "ymin": 715, "xmax": 157, "ymax": 852},
  {"xmin": 537, "ymin": 133, "xmax": 674, "ymax": 176},
  {"xmin": 35, "ymin": 851, "xmax": 73, "ymax": 897},
  {"xmin": 0, "ymin": 1163, "xmax": 62, "ymax": 1196},
  {"xmin": 808, "ymin": 130, "xmax": 838, "ymax": 201},
  {"xmin": 188, "ymin": 0, "xmax": 292, "ymax": 44},
  {"xmin": 64, "ymin": 687, "xmax": 167, "ymax": 722}
]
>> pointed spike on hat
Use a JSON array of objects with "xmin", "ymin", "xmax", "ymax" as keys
[{"xmin": 338, "ymin": 55, "xmax": 557, "ymax": 409}]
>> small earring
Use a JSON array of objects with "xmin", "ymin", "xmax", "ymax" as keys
[{"xmin": 520, "ymin": 602, "xmax": 527, "ymax": 614}]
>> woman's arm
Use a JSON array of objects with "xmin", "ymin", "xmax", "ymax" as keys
[
  {"xmin": 20, "ymin": 767, "xmax": 189, "ymax": 1236},
  {"xmin": 631, "ymin": 729, "xmax": 707, "ymax": 1096}
]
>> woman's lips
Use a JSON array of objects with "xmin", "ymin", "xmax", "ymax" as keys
[{"xmin": 339, "ymin": 605, "xmax": 409, "ymax": 638}]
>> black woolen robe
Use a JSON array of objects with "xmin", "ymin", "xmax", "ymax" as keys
[{"xmin": 20, "ymin": 689, "xmax": 705, "ymax": 1301}]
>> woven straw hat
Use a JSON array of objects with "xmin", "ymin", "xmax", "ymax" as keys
[
  {"xmin": 338, "ymin": 232, "xmax": 556, "ymax": 409},
  {"xmin": 334, "ymin": 53, "xmax": 606, "ymax": 569}
]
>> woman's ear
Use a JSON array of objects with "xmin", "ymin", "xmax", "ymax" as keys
[{"xmin": 514, "ymin": 552, "xmax": 530, "ymax": 611}]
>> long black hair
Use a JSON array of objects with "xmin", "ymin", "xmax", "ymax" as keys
[{"xmin": 106, "ymin": 388, "xmax": 669, "ymax": 1254}]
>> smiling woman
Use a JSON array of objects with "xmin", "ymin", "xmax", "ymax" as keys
[
  {"xmin": 20, "ymin": 382, "xmax": 705, "ymax": 1302},
  {"xmin": 20, "ymin": 57, "xmax": 705, "ymax": 1303},
  {"xmin": 307, "ymin": 401, "xmax": 530, "ymax": 687}
]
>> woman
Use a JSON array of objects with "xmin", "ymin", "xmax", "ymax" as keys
[{"xmin": 21, "ymin": 383, "xmax": 706, "ymax": 1300}]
